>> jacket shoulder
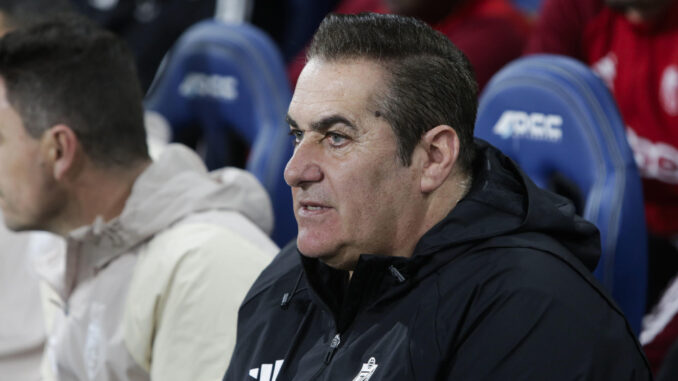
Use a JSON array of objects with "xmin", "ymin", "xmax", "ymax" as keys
[{"xmin": 433, "ymin": 241, "xmax": 650, "ymax": 379}]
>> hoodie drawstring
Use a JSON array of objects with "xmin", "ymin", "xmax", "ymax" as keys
[
  {"xmin": 389, "ymin": 265, "xmax": 407, "ymax": 283},
  {"xmin": 281, "ymin": 270, "xmax": 304, "ymax": 310}
]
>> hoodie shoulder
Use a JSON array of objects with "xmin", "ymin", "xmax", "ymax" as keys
[
  {"xmin": 119, "ymin": 145, "xmax": 275, "ymax": 245},
  {"xmin": 434, "ymin": 239, "xmax": 650, "ymax": 379}
]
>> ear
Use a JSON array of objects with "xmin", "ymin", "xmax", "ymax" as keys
[
  {"xmin": 419, "ymin": 125, "xmax": 460, "ymax": 193},
  {"xmin": 41, "ymin": 124, "xmax": 79, "ymax": 181}
]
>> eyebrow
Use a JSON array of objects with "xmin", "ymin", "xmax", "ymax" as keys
[{"xmin": 286, "ymin": 114, "xmax": 357, "ymax": 133}]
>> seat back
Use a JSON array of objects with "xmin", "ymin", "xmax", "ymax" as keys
[
  {"xmin": 145, "ymin": 19, "xmax": 296, "ymax": 246},
  {"xmin": 475, "ymin": 54, "xmax": 647, "ymax": 333}
]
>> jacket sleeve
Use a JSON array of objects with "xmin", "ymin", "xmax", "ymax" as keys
[
  {"xmin": 438, "ymin": 252, "xmax": 651, "ymax": 380},
  {"xmin": 124, "ymin": 223, "xmax": 274, "ymax": 381}
]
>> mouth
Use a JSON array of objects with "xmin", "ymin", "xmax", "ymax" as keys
[{"xmin": 298, "ymin": 201, "xmax": 333, "ymax": 216}]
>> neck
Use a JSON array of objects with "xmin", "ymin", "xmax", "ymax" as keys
[
  {"xmin": 422, "ymin": 172, "xmax": 471, "ymax": 232},
  {"xmin": 55, "ymin": 159, "xmax": 151, "ymax": 236},
  {"xmin": 391, "ymin": 171, "xmax": 472, "ymax": 261}
]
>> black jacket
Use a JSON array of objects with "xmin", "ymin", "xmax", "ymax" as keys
[{"xmin": 224, "ymin": 141, "xmax": 651, "ymax": 380}]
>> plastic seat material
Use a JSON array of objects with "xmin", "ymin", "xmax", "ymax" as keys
[
  {"xmin": 145, "ymin": 19, "xmax": 296, "ymax": 246},
  {"xmin": 475, "ymin": 54, "xmax": 648, "ymax": 334}
]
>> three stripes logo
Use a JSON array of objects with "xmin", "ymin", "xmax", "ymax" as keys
[{"xmin": 248, "ymin": 360, "xmax": 284, "ymax": 381}]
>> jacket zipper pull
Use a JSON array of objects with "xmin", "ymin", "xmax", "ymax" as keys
[
  {"xmin": 324, "ymin": 334, "xmax": 341, "ymax": 364},
  {"xmin": 389, "ymin": 265, "xmax": 406, "ymax": 283}
]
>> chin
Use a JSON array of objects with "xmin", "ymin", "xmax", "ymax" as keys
[
  {"xmin": 296, "ymin": 232, "xmax": 331, "ymax": 259},
  {"xmin": 297, "ymin": 236, "xmax": 358, "ymax": 271},
  {"xmin": 296, "ymin": 232, "xmax": 337, "ymax": 261}
]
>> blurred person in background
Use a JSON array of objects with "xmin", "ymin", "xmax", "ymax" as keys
[
  {"xmin": 381, "ymin": 0, "xmax": 531, "ymax": 88},
  {"xmin": 70, "ymin": 0, "xmax": 216, "ymax": 92},
  {"xmin": 0, "ymin": 15, "xmax": 276, "ymax": 380},
  {"xmin": 526, "ymin": 0, "xmax": 678, "ymax": 376},
  {"xmin": 285, "ymin": 0, "xmax": 531, "ymax": 89},
  {"xmin": 0, "ymin": 1, "xmax": 74, "ymax": 380},
  {"xmin": 0, "ymin": 0, "xmax": 74, "ymax": 34}
]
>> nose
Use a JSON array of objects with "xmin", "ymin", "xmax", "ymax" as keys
[{"xmin": 284, "ymin": 142, "xmax": 323, "ymax": 188}]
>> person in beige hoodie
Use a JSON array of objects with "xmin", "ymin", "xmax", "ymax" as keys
[
  {"xmin": 0, "ymin": 14, "xmax": 277, "ymax": 381},
  {"xmin": 0, "ymin": 2, "xmax": 76, "ymax": 380}
]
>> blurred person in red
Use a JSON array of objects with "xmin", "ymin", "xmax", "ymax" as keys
[
  {"xmin": 526, "ymin": 0, "xmax": 678, "ymax": 376},
  {"xmin": 288, "ymin": 0, "xmax": 531, "ymax": 90}
]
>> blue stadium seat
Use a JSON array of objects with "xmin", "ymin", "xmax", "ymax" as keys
[
  {"xmin": 475, "ymin": 54, "xmax": 648, "ymax": 334},
  {"xmin": 145, "ymin": 19, "xmax": 296, "ymax": 246}
]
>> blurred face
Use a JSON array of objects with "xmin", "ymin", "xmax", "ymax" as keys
[
  {"xmin": 605, "ymin": 0, "xmax": 674, "ymax": 20},
  {"xmin": 0, "ymin": 78, "xmax": 63, "ymax": 231},
  {"xmin": 284, "ymin": 59, "xmax": 425, "ymax": 270}
]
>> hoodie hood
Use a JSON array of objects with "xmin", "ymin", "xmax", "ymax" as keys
[
  {"xmin": 411, "ymin": 139, "xmax": 601, "ymax": 276},
  {"xmin": 67, "ymin": 144, "xmax": 274, "ymax": 270}
]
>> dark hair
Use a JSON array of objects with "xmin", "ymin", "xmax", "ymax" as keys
[
  {"xmin": 0, "ymin": 0, "xmax": 74, "ymax": 30},
  {"xmin": 308, "ymin": 13, "xmax": 477, "ymax": 173},
  {"xmin": 0, "ymin": 14, "xmax": 149, "ymax": 167}
]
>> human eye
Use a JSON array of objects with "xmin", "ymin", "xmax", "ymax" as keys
[
  {"xmin": 289, "ymin": 129, "xmax": 303, "ymax": 146},
  {"xmin": 325, "ymin": 132, "xmax": 349, "ymax": 148}
]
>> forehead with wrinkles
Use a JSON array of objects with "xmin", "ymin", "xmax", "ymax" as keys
[{"xmin": 289, "ymin": 58, "xmax": 388, "ymax": 126}]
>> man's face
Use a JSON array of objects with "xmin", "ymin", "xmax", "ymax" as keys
[
  {"xmin": 284, "ymin": 59, "xmax": 425, "ymax": 270},
  {"xmin": 0, "ymin": 78, "xmax": 62, "ymax": 231}
]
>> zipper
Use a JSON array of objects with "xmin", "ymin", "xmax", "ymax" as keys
[
  {"xmin": 324, "ymin": 334, "xmax": 341, "ymax": 364},
  {"xmin": 310, "ymin": 332, "xmax": 342, "ymax": 379}
]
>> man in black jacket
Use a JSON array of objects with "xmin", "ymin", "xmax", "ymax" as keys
[{"xmin": 224, "ymin": 13, "xmax": 651, "ymax": 380}]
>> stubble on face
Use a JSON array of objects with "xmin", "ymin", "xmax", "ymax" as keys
[{"xmin": 286, "ymin": 59, "xmax": 425, "ymax": 271}]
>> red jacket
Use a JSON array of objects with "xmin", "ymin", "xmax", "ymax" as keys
[
  {"xmin": 288, "ymin": 0, "xmax": 530, "ymax": 90},
  {"xmin": 526, "ymin": 0, "xmax": 678, "ymax": 238}
]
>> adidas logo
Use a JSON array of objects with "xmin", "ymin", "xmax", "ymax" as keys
[{"xmin": 249, "ymin": 360, "xmax": 284, "ymax": 381}]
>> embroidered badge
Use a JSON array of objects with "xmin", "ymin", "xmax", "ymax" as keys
[
  {"xmin": 84, "ymin": 303, "xmax": 106, "ymax": 380},
  {"xmin": 352, "ymin": 357, "xmax": 379, "ymax": 381}
]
